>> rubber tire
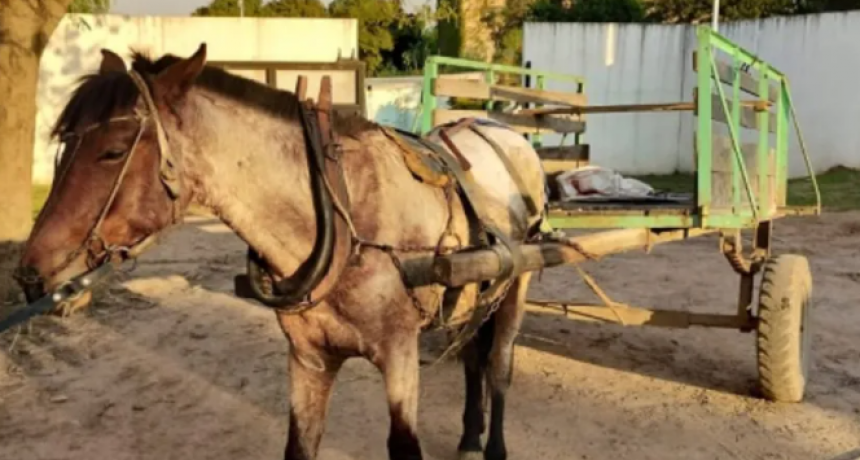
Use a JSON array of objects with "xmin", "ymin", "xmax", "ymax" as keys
[{"xmin": 756, "ymin": 254, "xmax": 813, "ymax": 403}]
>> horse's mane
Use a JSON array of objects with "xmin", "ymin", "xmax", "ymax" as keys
[{"xmin": 51, "ymin": 49, "xmax": 378, "ymax": 139}]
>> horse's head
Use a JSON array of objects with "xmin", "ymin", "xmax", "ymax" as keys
[{"xmin": 15, "ymin": 44, "xmax": 208, "ymax": 309}]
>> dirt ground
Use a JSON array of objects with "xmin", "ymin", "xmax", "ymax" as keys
[{"xmin": 1, "ymin": 212, "xmax": 859, "ymax": 460}]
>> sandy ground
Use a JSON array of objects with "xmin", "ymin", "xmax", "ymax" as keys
[{"xmin": 1, "ymin": 212, "xmax": 859, "ymax": 460}]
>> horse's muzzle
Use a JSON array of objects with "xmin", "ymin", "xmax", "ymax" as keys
[{"xmin": 12, "ymin": 265, "xmax": 47, "ymax": 304}]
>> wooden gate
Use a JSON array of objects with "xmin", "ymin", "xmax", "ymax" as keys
[{"xmin": 210, "ymin": 58, "xmax": 367, "ymax": 117}]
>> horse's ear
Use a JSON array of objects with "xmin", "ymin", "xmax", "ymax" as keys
[
  {"xmin": 154, "ymin": 43, "xmax": 207, "ymax": 102},
  {"xmin": 99, "ymin": 49, "xmax": 126, "ymax": 74}
]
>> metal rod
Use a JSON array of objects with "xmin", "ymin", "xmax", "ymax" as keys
[
  {"xmin": 783, "ymin": 79, "xmax": 822, "ymax": 214},
  {"xmin": 712, "ymin": 0, "xmax": 720, "ymax": 31}
]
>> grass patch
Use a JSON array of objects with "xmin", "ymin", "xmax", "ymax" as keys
[
  {"xmin": 633, "ymin": 166, "xmax": 859, "ymax": 211},
  {"xmin": 632, "ymin": 172, "xmax": 696, "ymax": 194},
  {"xmin": 787, "ymin": 166, "xmax": 860, "ymax": 211}
]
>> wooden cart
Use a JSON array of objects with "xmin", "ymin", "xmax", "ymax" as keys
[{"xmin": 415, "ymin": 26, "xmax": 821, "ymax": 403}]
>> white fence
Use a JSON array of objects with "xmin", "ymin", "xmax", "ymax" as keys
[
  {"xmin": 523, "ymin": 13, "xmax": 860, "ymax": 177},
  {"xmin": 34, "ymin": 14, "xmax": 358, "ymax": 184}
]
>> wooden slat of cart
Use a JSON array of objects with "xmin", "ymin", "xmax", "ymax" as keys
[
  {"xmin": 694, "ymin": 88, "xmax": 777, "ymax": 133},
  {"xmin": 517, "ymin": 99, "xmax": 770, "ymax": 116},
  {"xmin": 537, "ymin": 145, "xmax": 590, "ymax": 174},
  {"xmin": 432, "ymin": 109, "xmax": 586, "ymax": 134},
  {"xmin": 692, "ymin": 51, "xmax": 780, "ymax": 103},
  {"xmin": 433, "ymin": 79, "xmax": 587, "ymax": 107}
]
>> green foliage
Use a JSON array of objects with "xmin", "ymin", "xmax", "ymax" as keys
[
  {"xmin": 435, "ymin": 0, "xmax": 462, "ymax": 58},
  {"xmin": 263, "ymin": 0, "xmax": 328, "ymax": 18},
  {"xmin": 528, "ymin": 0, "xmax": 647, "ymax": 22},
  {"xmin": 795, "ymin": 0, "xmax": 860, "ymax": 13},
  {"xmin": 378, "ymin": 11, "xmax": 437, "ymax": 76},
  {"xmin": 481, "ymin": 0, "xmax": 530, "ymax": 67},
  {"xmin": 645, "ymin": 0, "xmax": 798, "ymax": 23},
  {"xmin": 67, "ymin": 0, "xmax": 111, "ymax": 14},
  {"xmin": 192, "ymin": 0, "xmax": 265, "ymax": 17},
  {"xmin": 328, "ymin": 0, "xmax": 400, "ymax": 75}
]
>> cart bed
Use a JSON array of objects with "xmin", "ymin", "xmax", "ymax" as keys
[{"xmin": 549, "ymin": 193, "xmax": 694, "ymax": 214}]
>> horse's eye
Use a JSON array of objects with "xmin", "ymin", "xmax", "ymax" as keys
[{"xmin": 99, "ymin": 149, "xmax": 127, "ymax": 162}]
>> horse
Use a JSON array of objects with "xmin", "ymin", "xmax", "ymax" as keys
[{"xmin": 14, "ymin": 44, "xmax": 548, "ymax": 460}]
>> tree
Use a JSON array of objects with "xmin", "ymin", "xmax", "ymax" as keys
[
  {"xmin": 192, "ymin": 0, "xmax": 265, "ymax": 16},
  {"xmin": 528, "ymin": 0, "xmax": 647, "ymax": 22},
  {"xmin": 263, "ymin": 0, "xmax": 328, "ymax": 18},
  {"xmin": 480, "ymin": 0, "xmax": 531, "ymax": 71},
  {"xmin": 0, "ymin": 0, "xmax": 74, "ymax": 303},
  {"xmin": 378, "ymin": 7, "xmax": 437, "ymax": 75},
  {"xmin": 328, "ymin": 0, "xmax": 400, "ymax": 75},
  {"xmin": 645, "ymin": 0, "xmax": 795, "ymax": 23},
  {"xmin": 67, "ymin": 0, "xmax": 111, "ymax": 14},
  {"xmin": 795, "ymin": 0, "xmax": 860, "ymax": 12}
]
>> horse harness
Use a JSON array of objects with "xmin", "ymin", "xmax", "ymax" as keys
[
  {"xmin": 236, "ymin": 77, "xmax": 537, "ymax": 362},
  {"xmin": 11, "ymin": 67, "xmax": 532, "ymax": 361}
]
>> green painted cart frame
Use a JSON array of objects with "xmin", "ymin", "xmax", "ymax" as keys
[{"xmin": 417, "ymin": 26, "xmax": 822, "ymax": 402}]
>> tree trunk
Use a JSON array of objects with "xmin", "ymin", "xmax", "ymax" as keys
[{"xmin": 0, "ymin": 0, "xmax": 70, "ymax": 303}]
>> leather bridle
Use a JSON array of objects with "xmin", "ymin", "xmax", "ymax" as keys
[{"xmin": 14, "ymin": 70, "xmax": 182, "ymax": 297}]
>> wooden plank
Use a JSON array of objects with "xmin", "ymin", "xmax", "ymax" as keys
[
  {"xmin": 536, "ymin": 145, "xmax": 589, "ymax": 161},
  {"xmin": 538, "ymin": 145, "xmax": 590, "ymax": 175},
  {"xmin": 520, "ymin": 99, "xmax": 770, "ymax": 117},
  {"xmin": 693, "ymin": 51, "xmax": 779, "ymax": 103},
  {"xmin": 710, "ymin": 94, "xmax": 777, "ymax": 134},
  {"xmin": 711, "ymin": 135, "xmax": 759, "ymax": 208},
  {"xmin": 425, "ymin": 228, "xmax": 714, "ymax": 288},
  {"xmin": 332, "ymin": 103, "xmax": 363, "ymax": 116},
  {"xmin": 432, "ymin": 109, "xmax": 586, "ymax": 135},
  {"xmin": 438, "ymin": 72, "xmax": 485, "ymax": 81},
  {"xmin": 709, "ymin": 133, "xmax": 777, "ymax": 212},
  {"xmin": 526, "ymin": 302, "xmax": 753, "ymax": 329},
  {"xmin": 433, "ymin": 79, "xmax": 587, "ymax": 107},
  {"xmin": 695, "ymin": 88, "xmax": 777, "ymax": 134}
]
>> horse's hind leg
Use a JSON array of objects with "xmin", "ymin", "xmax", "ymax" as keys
[
  {"xmin": 380, "ymin": 330, "xmax": 424, "ymax": 460},
  {"xmin": 284, "ymin": 346, "xmax": 344, "ymax": 460},
  {"xmin": 484, "ymin": 273, "xmax": 531, "ymax": 460},
  {"xmin": 457, "ymin": 321, "xmax": 493, "ymax": 460}
]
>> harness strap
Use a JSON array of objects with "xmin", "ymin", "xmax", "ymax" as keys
[
  {"xmin": 468, "ymin": 124, "xmax": 541, "ymax": 219},
  {"xmin": 127, "ymin": 71, "xmax": 182, "ymax": 207},
  {"xmin": 425, "ymin": 120, "xmax": 528, "ymax": 363},
  {"xmin": 242, "ymin": 76, "xmax": 354, "ymax": 313}
]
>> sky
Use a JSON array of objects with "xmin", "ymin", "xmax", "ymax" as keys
[
  {"xmin": 111, "ymin": 0, "xmax": 211, "ymax": 15},
  {"xmin": 109, "ymin": 0, "xmax": 431, "ymax": 15}
]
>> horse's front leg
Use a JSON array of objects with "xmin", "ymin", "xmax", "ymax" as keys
[
  {"xmin": 379, "ymin": 330, "xmax": 424, "ymax": 460},
  {"xmin": 284, "ymin": 344, "xmax": 344, "ymax": 460}
]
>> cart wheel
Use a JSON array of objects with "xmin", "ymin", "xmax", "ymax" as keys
[{"xmin": 756, "ymin": 254, "xmax": 813, "ymax": 403}]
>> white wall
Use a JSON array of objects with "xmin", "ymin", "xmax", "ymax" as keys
[
  {"xmin": 34, "ymin": 14, "xmax": 358, "ymax": 184},
  {"xmin": 524, "ymin": 13, "xmax": 860, "ymax": 177}
]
